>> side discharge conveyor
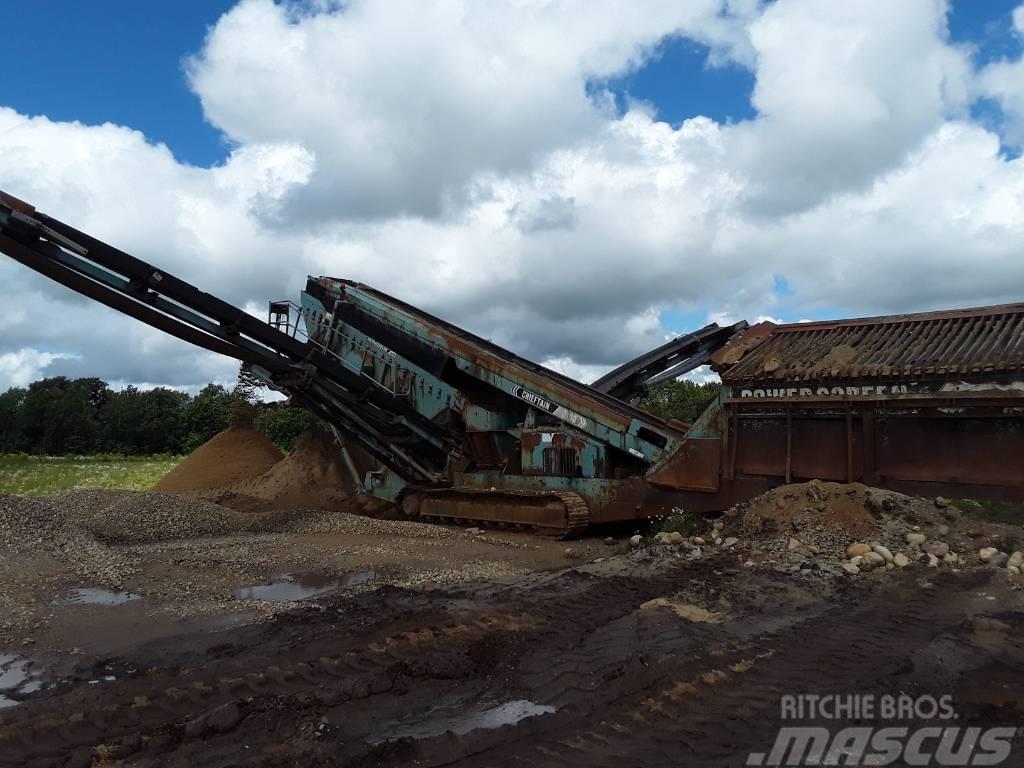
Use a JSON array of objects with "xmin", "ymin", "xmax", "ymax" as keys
[{"xmin": 3, "ymin": 190, "xmax": 1023, "ymax": 535}]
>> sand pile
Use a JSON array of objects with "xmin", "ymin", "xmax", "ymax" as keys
[
  {"xmin": 154, "ymin": 426, "xmax": 284, "ymax": 493},
  {"xmin": 214, "ymin": 430, "xmax": 360, "ymax": 513}
]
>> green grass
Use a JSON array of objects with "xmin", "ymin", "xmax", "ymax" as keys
[
  {"xmin": 0, "ymin": 454, "xmax": 181, "ymax": 496},
  {"xmin": 951, "ymin": 498, "xmax": 1024, "ymax": 527}
]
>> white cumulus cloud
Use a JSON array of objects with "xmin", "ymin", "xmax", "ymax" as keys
[{"xmin": 2, "ymin": 0, "xmax": 1024, "ymax": 390}]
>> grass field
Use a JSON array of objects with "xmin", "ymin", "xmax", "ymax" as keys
[{"xmin": 0, "ymin": 455, "xmax": 181, "ymax": 496}]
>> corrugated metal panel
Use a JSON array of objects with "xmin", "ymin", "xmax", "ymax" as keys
[{"xmin": 719, "ymin": 302, "xmax": 1024, "ymax": 383}]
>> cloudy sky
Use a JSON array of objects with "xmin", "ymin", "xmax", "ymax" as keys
[{"xmin": 2, "ymin": 0, "xmax": 1024, "ymax": 392}]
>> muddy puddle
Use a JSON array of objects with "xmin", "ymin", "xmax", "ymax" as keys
[
  {"xmin": 368, "ymin": 698, "xmax": 557, "ymax": 743},
  {"xmin": 233, "ymin": 570, "xmax": 378, "ymax": 602},
  {"xmin": 0, "ymin": 654, "xmax": 45, "ymax": 708},
  {"xmin": 54, "ymin": 587, "xmax": 142, "ymax": 606}
]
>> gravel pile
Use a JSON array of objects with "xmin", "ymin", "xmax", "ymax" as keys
[
  {"xmin": 57, "ymin": 490, "xmax": 254, "ymax": 544},
  {"xmin": 0, "ymin": 495, "xmax": 134, "ymax": 587},
  {"xmin": 0, "ymin": 490, "xmax": 266, "ymax": 587},
  {"xmin": 277, "ymin": 509, "xmax": 471, "ymax": 539}
]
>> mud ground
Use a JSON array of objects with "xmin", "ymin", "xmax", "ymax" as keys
[{"xmin": 1, "ymin": 530, "xmax": 1022, "ymax": 767}]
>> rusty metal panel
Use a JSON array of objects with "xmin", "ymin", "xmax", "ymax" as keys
[
  {"xmin": 731, "ymin": 412, "xmax": 861, "ymax": 483},
  {"xmin": 789, "ymin": 416, "xmax": 859, "ymax": 482},
  {"xmin": 720, "ymin": 303, "xmax": 1024, "ymax": 384},
  {"xmin": 876, "ymin": 416, "xmax": 1024, "ymax": 487},
  {"xmin": 646, "ymin": 438, "xmax": 721, "ymax": 492}
]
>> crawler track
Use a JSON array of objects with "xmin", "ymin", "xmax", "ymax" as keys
[
  {"xmin": 413, "ymin": 488, "xmax": 590, "ymax": 538},
  {"xmin": 1, "ymin": 560, "xmax": 1021, "ymax": 767}
]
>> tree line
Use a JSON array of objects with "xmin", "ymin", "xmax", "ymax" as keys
[
  {"xmin": 0, "ymin": 371, "xmax": 718, "ymax": 457},
  {"xmin": 0, "ymin": 374, "xmax": 316, "ymax": 455}
]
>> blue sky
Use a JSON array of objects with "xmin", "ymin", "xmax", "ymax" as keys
[
  {"xmin": 7, "ymin": 1, "xmax": 1016, "ymax": 169},
  {"xmin": 3, "ymin": 1, "xmax": 1024, "ymax": 388}
]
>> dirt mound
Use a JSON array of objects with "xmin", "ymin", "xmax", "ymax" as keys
[
  {"xmin": 738, "ymin": 480, "xmax": 889, "ymax": 537},
  {"xmin": 154, "ymin": 426, "xmax": 284, "ymax": 493},
  {"xmin": 215, "ymin": 431, "xmax": 359, "ymax": 513}
]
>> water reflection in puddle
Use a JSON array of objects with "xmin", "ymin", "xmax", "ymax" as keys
[
  {"xmin": 0, "ymin": 655, "xmax": 28, "ymax": 690},
  {"xmin": 0, "ymin": 654, "xmax": 44, "ymax": 707},
  {"xmin": 55, "ymin": 587, "xmax": 141, "ymax": 606},
  {"xmin": 369, "ymin": 699, "xmax": 557, "ymax": 743},
  {"xmin": 233, "ymin": 570, "xmax": 377, "ymax": 602}
]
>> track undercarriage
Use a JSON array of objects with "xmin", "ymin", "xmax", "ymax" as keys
[{"xmin": 399, "ymin": 488, "xmax": 590, "ymax": 539}]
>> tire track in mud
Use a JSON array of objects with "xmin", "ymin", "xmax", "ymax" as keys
[
  {"xmin": 0, "ymin": 562, "xmax": 1012, "ymax": 767},
  {"xmin": 0, "ymin": 559, "xmax": 737, "ymax": 766},
  {"xmin": 364, "ymin": 570, "xmax": 1004, "ymax": 768}
]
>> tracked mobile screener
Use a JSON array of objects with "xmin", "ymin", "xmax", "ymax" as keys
[{"xmin": 2, "ymin": 190, "xmax": 1023, "ymax": 535}]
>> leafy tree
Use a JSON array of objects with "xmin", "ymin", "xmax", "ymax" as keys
[
  {"xmin": 100, "ymin": 386, "xmax": 189, "ymax": 454},
  {"xmin": 180, "ymin": 383, "xmax": 234, "ymax": 451},
  {"xmin": 234, "ymin": 362, "xmax": 265, "ymax": 402},
  {"xmin": 17, "ymin": 377, "xmax": 109, "ymax": 454},
  {"xmin": 638, "ymin": 379, "xmax": 721, "ymax": 425},
  {"xmin": 0, "ymin": 387, "xmax": 26, "ymax": 452},
  {"xmin": 255, "ymin": 402, "xmax": 318, "ymax": 451}
]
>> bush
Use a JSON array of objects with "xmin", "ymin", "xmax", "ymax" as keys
[{"xmin": 657, "ymin": 511, "xmax": 697, "ymax": 537}]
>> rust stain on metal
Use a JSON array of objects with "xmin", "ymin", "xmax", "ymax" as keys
[
  {"xmin": 0, "ymin": 191, "xmax": 35, "ymax": 215},
  {"xmin": 520, "ymin": 431, "xmax": 542, "ymax": 452},
  {"xmin": 646, "ymin": 438, "xmax": 721, "ymax": 492},
  {"xmin": 719, "ymin": 303, "xmax": 1024, "ymax": 383},
  {"xmin": 711, "ymin": 321, "xmax": 776, "ymax": 367}
]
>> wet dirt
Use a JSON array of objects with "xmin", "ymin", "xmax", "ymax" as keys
[
  {"xmin": 233, "ymin": 570, "xmax": 379, "ymax": 602},
  {"xmin": 54, "ymin": 587, "xmax": 142, "ymax": 606},
  {"xmin": 0, "ymin": 550, "xmax": 1021, "ymax": 767}
]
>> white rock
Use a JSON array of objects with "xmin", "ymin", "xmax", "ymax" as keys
[
  {"xmin": 979, "ymin": 547, "xmax": 998, "ymax": 563},
  {"xmin": 788, "ymin": 538, "xmax": 801, "ymax": 551},
  {"xmin": 861, "ymin": 552, "xmax": 886, "ymax": 571},
  {"xmin": 723, "ymin": 537, "xmax": 738, "ymax": 548},
  {"xmin": 669, "ymin": 531, "xmax": 685, "ymax": 545},
  {"xmin": 692, "ymin": 537, "xmax": 705, "ymax": 545},
  {"xmin": 923, "ymin": 541, "xmax": 949, "ymax": 558},
  {"xmin": 894, "ymin": 553, "xmax": 911, "ymax": 568},
  {"xmin": 927, "ymin": 554, "xmax": 940, "ymax": 568},
  {"xmin": 905, "ymin": 532, "xmax": 927, "ymax": 547},
  {"xmin": 873, "ymin": 545, "xmax": 894, "ymax": 564},
  {"xmin": 1008, "ymin": 551, "xmax": 1023, "ymax": 569},
  {"xmin": 850, "ymin": 555, "xmax": 864, "ymax": 567},
  {"xmin": 629, "ymin": 535, "xmax": 642, "ymax": 548},
  {"xmin": 841, "ymin": 563, "xmax": 860, "ymax": 575}
]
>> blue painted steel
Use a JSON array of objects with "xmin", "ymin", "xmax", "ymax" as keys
[{"xmin": 318, "ymin": 282, "xmax": 681, "ymax": 463}]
